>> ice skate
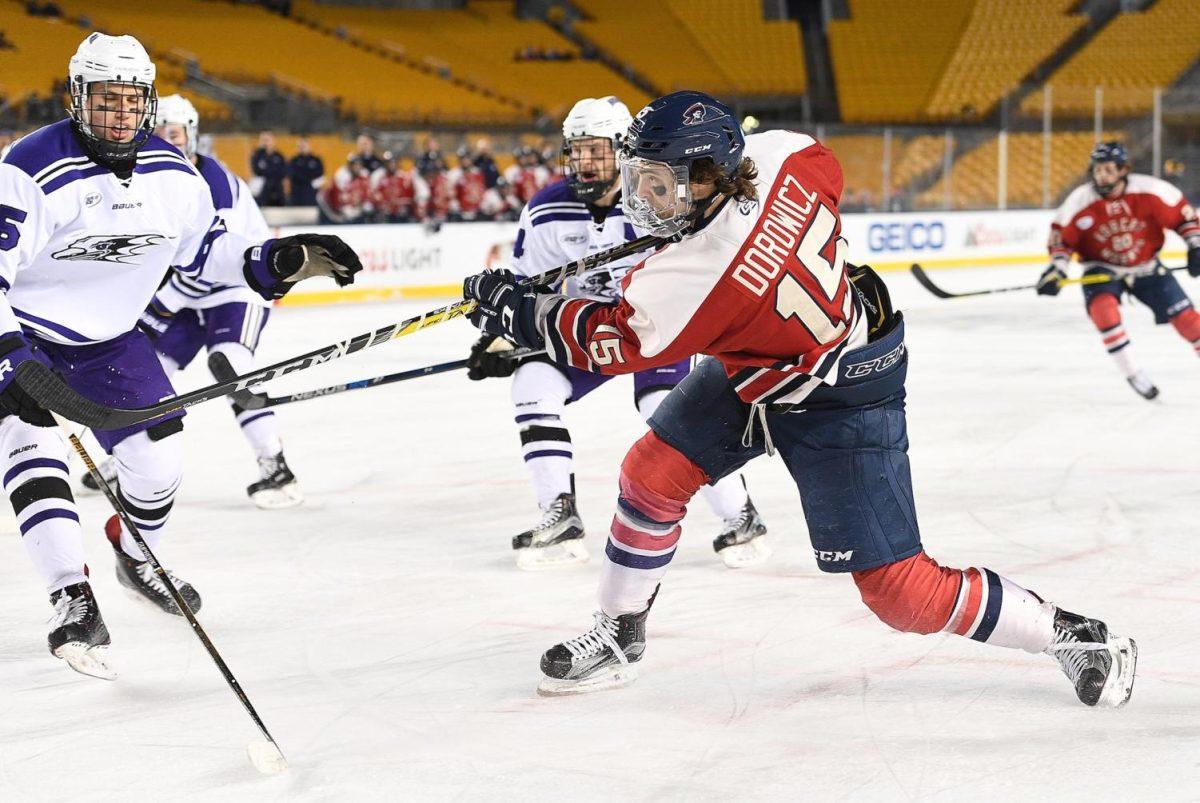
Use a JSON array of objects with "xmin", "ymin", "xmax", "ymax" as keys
[
  {"xmin": 513, "ymin": 492, "xmax": 588, "ymax": 571},
  {"xmin": 48, "ymin": 582, "xmax": 115, "ymax": 680},
  {"xmin": 78, "ymin": 456, "xmax": 118, "ymax": 494},
  {"xmin": 1044, "ymin": 606, "xmax": 1137, "ymax": 708},
  {"xmin": 1125, "ymin": 371, "xmax": 1159, "ymax": 401},
  {"xmin": 538, "ymin": 603, "xmax": 652, "ymax": 696},
  {"xmin": 105, "ymin": 515, "xmax": 202, "ymax": 616},
  {"xmin": 247, "ymin": 452, "xmax": 303, "ymax": 510},
  {"xmin": 712, "ymin": 497, "xmax": 770, "ymax": 568}
]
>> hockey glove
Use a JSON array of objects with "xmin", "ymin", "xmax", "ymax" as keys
[
  {"xmin": 1186, "ymin": 236, "xmax": 1200, "ymax": 278},
  {"xmin": 0, "ymin": 335, "xmax": 54, "ymax": 427},
  {"xmin": 136, "ymin": 296, "xmax": 175, "ymax": 340},
  {"xmin": 462, "ymin": 269, "xmax": 546, "ymax": 350},
  {"xmin": 467, "ymin": 334, "xmax": 519, "ymax": 381},
  {"xmin": 244, "ymin": 234, "xmax": 363, "ymax": 300},
  {"xmin": 1037, "ymin": 264, "xmax": 1067, "ymax": 296}
]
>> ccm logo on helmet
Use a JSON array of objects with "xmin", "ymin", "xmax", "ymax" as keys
[{"xmin": 684, "ymin": 144, "xmax": 712, "ymax": 155}]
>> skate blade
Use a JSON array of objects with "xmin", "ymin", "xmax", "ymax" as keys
[
  {"xmin": 1098, "ymin": 636, "xmax": 1138, "ymax": 708},
  {"xmin": 718, "ymin": 534, "xmax": 772, "ymax": 569},
  {"xmin": 515, "ymin": 540, "xmax": 590, "ymax": 572},
  {"xmin": 250, "ymin": 485, "xmax": 304, "ymax": 510},
  {"xmin": 54, "ymin": 642, "xmax": 117, "ymax": 681},
  {"xmin": 537, "ymin": 663, "xmax": 638, "ymax": 697}
]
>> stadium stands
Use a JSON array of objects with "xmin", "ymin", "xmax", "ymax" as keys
[
  {"xmin": 57, "ymin": 0, "xmax": 525, "ymax": 125},
  {"xmin": 925, "ymin": 0, "xmax": 1085, "ymax": 120},
  {"xmin": 291, "ymin": 0, "xmax": 648, "ymax": 120},
  {"xmin": 916, "ymin": 130, "xmax": 1117, "ymax": 209},
  {"xmin": 574, "ymin": 0, "xmax": 805, "ymax": 96},
  {"xmin": 827, "ymin": 0, "xmax": 974, "ymax": 123},
  {"xmin": 1022, "ymin": 0, "xmax": 1200, "ymax": 117}
]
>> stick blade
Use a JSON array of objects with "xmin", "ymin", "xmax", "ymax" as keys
[
  {"xmin": 247, "ymin": 741, "xmax": 288, "ymax": 775},
  {"xmin": 908, "ymin": 263, "xmax": 956, "ymax": 299}
]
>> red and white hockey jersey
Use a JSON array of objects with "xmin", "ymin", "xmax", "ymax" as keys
[
  {"xmin": 533, "ymin": 130, "xmax": 867, "ymax": 406},
  {"xmin": 1050, "ymin": 174, "xmax": 1200, "ymax": 270}
]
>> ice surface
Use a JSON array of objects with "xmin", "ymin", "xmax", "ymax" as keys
[{"xmin": 1, "ymin": 265, "xmax": 1197, "ymax": 801}]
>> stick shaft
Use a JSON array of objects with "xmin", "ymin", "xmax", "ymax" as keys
[{"xmin": 53, "ymin": 415, "xmax": 285, "ymax": 756}]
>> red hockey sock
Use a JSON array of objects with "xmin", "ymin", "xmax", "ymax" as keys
[
  {"xmin": 853, "ymin": 552, "xmax": 1054, "ymax": 653},
  {"xmin": 1170, "ymin": 308, "xmax": 1200, "ymax": 355}
]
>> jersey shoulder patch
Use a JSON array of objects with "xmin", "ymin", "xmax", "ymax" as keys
[{"xmin": 1056, "ymin": 183, "xmax": 1100, "ymax": 226}]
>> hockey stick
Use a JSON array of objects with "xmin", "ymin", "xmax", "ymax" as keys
[
  {"xmin": 52, "ymin": 412, "xmax": 288, "ymax": 775},
  {"xmin": 235, "ymin": 347, "xmax": 543, "ymax": 410},
  {"xmin": 16, "ymin": 234, "xmax": 667, "ymax": 429},
  {"xmin": 909, "ymin": 262, "xmax": 1190, "ymax": 300}
]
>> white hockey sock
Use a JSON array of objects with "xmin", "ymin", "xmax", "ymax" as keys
[
  {"xmin": 512, "ymin": 362, "xmax": 573, "ymax": 509},
  {"xmin": 212, "ymin": 343, "xmax": 284, "ymax": 459},
  {"xmin": 943, "ymin": 568, "xmax": 1055, "ymax": 653},
  {"xmin": 111, "ymin": 430, "xmax": 184, "ymax": 561},
  {"xmin": 1098, "ymin": 324, "xmax": 1138, "ymax": 377},
  {"xmin": 0, "ymin": 418, "xmax": 86, "ymax": 592}
]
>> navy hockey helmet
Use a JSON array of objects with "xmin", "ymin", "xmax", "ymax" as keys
[
  {"xmin": 1089, "ymin": 140, "xmax": 1129, "ymax": 195},
  {"xmin": 619, "ymin": 91, "xmax": 744, "ymax": 236}
]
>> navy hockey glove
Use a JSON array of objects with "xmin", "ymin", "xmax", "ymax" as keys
[
  {"xmin": 1186, "ymin": 237, "xmax": 1200, "ymax": 278},
  {"xmin": 467, "ymin": 334, "xmax": 519, "ymax": 381},
  {"xmin": 0, "ymin": 335, "xmax": 54, "ymax": 427},
  {"xmin": 244, "ymin": 234, "xmax": 363, "ymax": 300},
  {"xmin": 1037, "ymin": 264, "xmax": 1066, "ymax": 296},
  {"xmin": 136, "ymin": 296, "xmax": 174, "ymax": 340},
  {"xmin": 462, "ymin": 269, "xmax": 545, "ymax": 350}
]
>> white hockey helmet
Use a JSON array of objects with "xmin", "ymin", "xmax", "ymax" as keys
[
  {"xmin": 561, "ymin": 96, "xmax": 632, "ymax": 203},
  {"xmin": 155, "ymin": 93, "xmax": 199, "ymax": 159},
  {"xmin": 68, "ymin": 32, "xmax": 158, "ymax": 164}
]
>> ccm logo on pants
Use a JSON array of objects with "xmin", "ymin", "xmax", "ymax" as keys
[{"xmin": 815, "ymin": 549, "xmax": 854, "ymax": 562}]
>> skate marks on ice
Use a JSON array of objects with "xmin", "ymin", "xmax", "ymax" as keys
[{"xmin": 0, "ymin": 286, "xmax": 1196, "ymax": 799}]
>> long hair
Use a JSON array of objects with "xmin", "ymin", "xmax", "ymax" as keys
[{"xmin": 690, "ymin": 156, "xmax": 758, "ymax": 202}]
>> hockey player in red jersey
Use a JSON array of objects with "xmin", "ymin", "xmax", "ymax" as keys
[
  {"xmin": 463, "ymin": 91, "xmax": 1137, "ymax": 707},
  {"xmin": 1038, "ymin": 141, "xmax": 1200, "ymax": 399}
]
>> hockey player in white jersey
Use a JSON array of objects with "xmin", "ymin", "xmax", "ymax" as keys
[
  {"xmin": 466, "ymin": 96, "xmax": 768, "ymax": 570},
  {"xmin": 0, "ymin": 33, "xmax": 361, "ymax": 678},
  {"xmin": 82, "ymin": 94, "xmax": 302, "ymax": 508}
]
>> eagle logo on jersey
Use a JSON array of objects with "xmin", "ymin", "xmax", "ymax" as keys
[{"xmin": 51, "ymin": 234, "xmax": 169, "ymax": 264}]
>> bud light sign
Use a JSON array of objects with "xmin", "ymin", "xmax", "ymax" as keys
[{"xmin": 866, "ymin": 221, "xmax": 945, "ymax": 253}]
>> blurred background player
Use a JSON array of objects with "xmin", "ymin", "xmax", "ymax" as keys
[
  {"xmin": 1038, "ymin": 141, "xmax": 1200, "ymax": 399},
  {"xmin": 464, "ymin": 91, "xmax": 1136, "ymax": 707},
  {"xmin": 0, "ymin": 34, "xmax": 359, "ymax": 677},
  {"xmin": 83, "ymin": 94, "xmax": 304, "ymax": 509},
  {"xmin": 466, "ymin": 96, "xmax": 768, "ymax": 571}
]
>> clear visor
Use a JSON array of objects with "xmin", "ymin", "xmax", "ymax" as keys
[{"xmin": 618, "ymin": 153, "xmax": 692, "ymax": 237}]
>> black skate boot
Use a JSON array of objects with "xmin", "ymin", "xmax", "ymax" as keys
[
  {"xmin": 79, "ymin": 456, "xmax": 118, "ymax": 493},
  {"xmin": 712, "ymin": 497, "xmax": 770, "ymax": 568},
  {"xmin": 512, "ymin": 492, "xmax": 588, "ymax": 570},
  {"xmin": 1125, "ymin": 371, "xmax": 1159, "ymax": 401},
  {"xmin": 247, "ymin": 452, "xmax": 303, "ymax": 510},
  {"xmin": 538, "ymin": 589, "xmax": 657, "ymax": 696},
  {"xmin": 48, "ymin": 582, "xmax": 115, "ymax": 680},
  {"xmin": 1044, "ymin": 607, "xmax": 1137, "ymax": 707},
  {"xmin": 105, "ymin": 515, "xmax": 202, "ymax": 616}
]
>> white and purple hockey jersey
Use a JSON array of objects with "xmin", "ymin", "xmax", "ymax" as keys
[
  {"xmin": 0, "ymin": 120, "xmax": 258, "ymax": 345},
  {"xmin": 154, "ymin": 154, "xmax": 271, "ymax": 311},
  {"xmin": 511, "ymin": 178, "xmax": 650, "ymax": 301}
]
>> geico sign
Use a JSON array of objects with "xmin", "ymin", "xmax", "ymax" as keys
[{"xmin": 866, "ymin": 221, "xmax": 945, "ymax": 252}]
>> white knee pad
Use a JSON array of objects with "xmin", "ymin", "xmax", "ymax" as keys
[
  {"xmin": 511, "ymin": 362, "xmax": 574, "ymax": 509},
  {"xmin": 209, "ymin": 341, "xmax": 256, "ymax": 375},
  {"xmin": 511, "ymin": 361, "xmax": 571, "ymax": 418}
]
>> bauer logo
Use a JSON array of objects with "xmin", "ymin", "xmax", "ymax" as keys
[
  {"xmin": 814, "ymin": 549, "xmax": 853, "ymax": 562},
  {"xmin": 867, "ymin": 221, "xmax": 945, "ymax": 252}
]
